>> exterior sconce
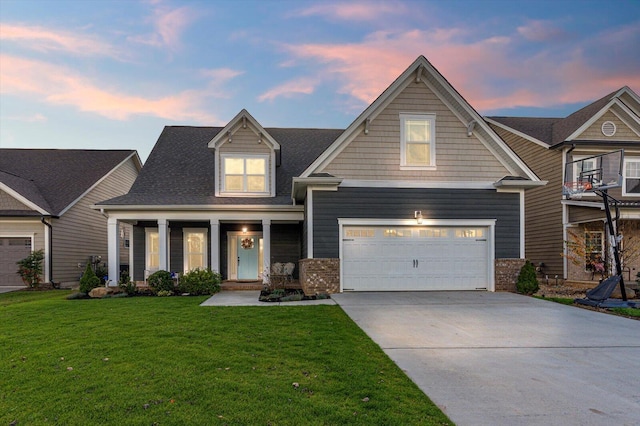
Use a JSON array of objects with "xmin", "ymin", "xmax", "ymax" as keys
[
  {"xmin": 414, "ymin": 210, "xmax": 423, "ymax": 224},
  {"xmin": 242, "ymin": 226, "xmax": 248, "ymax": 234},
  {"xmin": 227, "ymin": 131, "xmax": 232, "ymax": 143},
  {"xmin": 258, "ymin": 132, "xmax": 263, "ymax": 144}
]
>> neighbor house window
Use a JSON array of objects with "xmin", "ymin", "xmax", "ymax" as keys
[
  {"xmin": 184, "ymin": 228, "xmax": 207, "ymax": 272},
  {"xmin": 584, "ymin": 231, "xmax": 603, "ymax": 271},
  {"xmin": 222, "ymin": 155, "xmax": 268, "ymax": 194},
  {"xmin": 624, "ymin": 159, "xmax": 640, "ymax": 195},
  {"xmin": 400, "ymin": 113, "xmax": 436, "ymax": 169},
  {"xmin": 145, "ymin": 229, "xmax": 159, "ymax": 273}
]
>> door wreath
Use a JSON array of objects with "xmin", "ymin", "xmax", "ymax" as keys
[{"xmin": 241, "ymin": 237, "xmax": 254, "ymax": 249}]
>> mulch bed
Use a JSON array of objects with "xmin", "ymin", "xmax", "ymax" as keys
[{"xmin": 259, "ymin": 288, "xmax": 330, "ymax": 302}]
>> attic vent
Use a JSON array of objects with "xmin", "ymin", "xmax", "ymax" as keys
[{"xmin": 601, "ymin": 121, "xmax": 616, "ymax": 137}]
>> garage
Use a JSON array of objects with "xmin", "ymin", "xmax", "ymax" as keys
[
  {"xmin": 341, "ymin": 221, "xmax": 493, "ymax": 291},
  {"xmin": 0, "ymin": 237, "xmax": 32, "ymax": 287}
]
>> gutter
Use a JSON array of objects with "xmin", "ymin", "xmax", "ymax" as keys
[{"xmin": 40, "ymin": 216, "xmax": 57, "ymax": 288}]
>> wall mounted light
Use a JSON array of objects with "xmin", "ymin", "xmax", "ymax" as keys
[
  {"xmin": 258, "ymin": 132, "xmax": 263, "ymax": 144},
  {"xmin": 242, "ymin": 226, "xmax": 248, "ymax": 234},
  {"xmin": 227, "ymin": 130, "xmax": 232, "ymax": 143},
  {"xmin": 414, "ymin": 210, "xmax": 423, "ymax": 224}
]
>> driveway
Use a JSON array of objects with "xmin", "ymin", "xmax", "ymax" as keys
[{"xmin": 332, "ymin": 291, "xmax": 640, "ymax": 426}]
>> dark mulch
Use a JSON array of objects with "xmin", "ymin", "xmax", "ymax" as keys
[{"xmin": 259, "ymin": 288, "xmax": 330, "ymax": 302}]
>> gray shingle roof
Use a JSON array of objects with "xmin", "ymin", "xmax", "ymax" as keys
[
  {"xmin": 0, "ymin": 149, "xmax": 136, "ymax": 216},
  {"xmin": 99, "ymin": 126, "xmax": 342, "ymax": 206},
  {"xmin": 488, "ymin": 89, "xmax": 620, "ymax": 145}
]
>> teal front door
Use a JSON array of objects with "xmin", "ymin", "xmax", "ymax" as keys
[{"xmin": 237, "ymin": 236, "xmax": 259, "ymax": 280}]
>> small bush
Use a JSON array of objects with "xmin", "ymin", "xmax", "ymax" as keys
[
  {"xmin": 79, "ymin": 263, "xmax": 101, "ymax": 293},
  {"xmin": 118, "ymin": 275, "xmax": 137, "ymax": 296},
  {"xmin": 16, "ymin": 249, "xmax": 45, "ymax": 288},
  {"xmin": 147, "ymin": 270, "xmax": 175, "ymax": 295},
  {"xmin": 516, "ymin": 260, "xmax": 539, "ymax": 295},
  {"xmin": 177, "ymin": 268, "xmax": 222, "ymax": 295}
]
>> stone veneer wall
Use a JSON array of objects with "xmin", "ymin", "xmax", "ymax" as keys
[
  {"xmin": 299, "ymin": 258, "xmax": 340, "ymax": 295},
  {"xmin": 495, "ymin": 258, "xmax": 527, "ymax": 292}
]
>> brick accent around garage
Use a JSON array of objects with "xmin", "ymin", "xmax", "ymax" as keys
[
  {"xmin": 495, "ymin": 258, "xmax": 527, "ymax": 292},
  {"xmin": 299, "ymin": 258, "xmax": 340, "ymax": 295}
]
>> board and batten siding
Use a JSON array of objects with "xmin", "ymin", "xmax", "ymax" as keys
[
  {"xmin": 0, "ymin": 190, "xmax": 34, "ymax": 210},
  {"xmin": 492, "ymin": 125, "xmax": 565, "ymax": 276},
  {"xmin": 312, "ymin": 187, "xmax": 520, "ymax": 259},
  {"xmin": 52, "ymin": 157, "xmax": 139, "ymax": 286},
  {"xmin": 577, "ymin": 110, "xmax": 640, "ymax": 141},
  {"xmin": 321, "ymin": 82, "xmax": 510, "ymax": 181}
]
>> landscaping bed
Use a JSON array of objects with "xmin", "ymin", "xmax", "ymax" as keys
[{"xmin": 259, "ymin": 288, "xmax": 330, "ymax": 302}]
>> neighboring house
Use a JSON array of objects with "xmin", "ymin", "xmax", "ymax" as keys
[
  {"xmin": 487, "ymin": 87, "xmax": 640, "ymax": 282},
  {"xmin": 96, "ymin": 56, "xmax": 544, "ymax": 293},
  {"xmin": 0, "ymin": 149, "xmax": 142, "ymax": 288}
]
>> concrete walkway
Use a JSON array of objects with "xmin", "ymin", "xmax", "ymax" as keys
[
  {"xmin": 200, "ymin": 290, "xmax": 335, "ymax": 306},
  {"xmin": 0, "ymin": 286, "xmax": 25, "ymax": 294},
  {"xmin": 331, "ymin": 291, "xmax": 640, "ymax": 426}
]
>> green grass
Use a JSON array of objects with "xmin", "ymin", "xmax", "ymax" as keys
[
  {"xmin": 610, "ymin": 307, "xmax": 640, "ymax": 317},
  {"xmin": 0, "ymin": 291, "xmax": 452, "ymax": 425},
  {"xmin": 534, "ymin": 295, "xmax": 640, "ymax": 318},
  {"xmin": 533, "ymin": 296, "xmax": 575, "ymax": 305}
]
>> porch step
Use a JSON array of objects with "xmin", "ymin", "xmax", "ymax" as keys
[{"xmin": 221, "ymin": 281, "xmax": 264, "ymax": 291}]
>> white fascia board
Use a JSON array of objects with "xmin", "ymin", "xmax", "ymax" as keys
[
  {"xmin": 209, "ymin": 109, "xmax": 280, "ymax": 151},
  {"xmin": 58, "ymin": 152, "xmax": 139, "ymax": 217},
  {"xmin": 0, "ymin": 182, "xmax": 49, "ymax": 215},
  {"xmin": 561, "ymin": 199, "xmax": 605, "ymax": 209},
  {"xmin": 291, "ymin": 176, "xmax": 343, "ymax": 201},
  {"xmin": 103, "ymin": 210, "xmax": 304, "ymax": 222},
  {"xmin": 616, "ymin": 86, "xmax": 640, "ymax": 108},
  {"xmin": 92, "ymin": 203, "xmax": 304, "ymax": 212},
  {"xmin": 340, "ymin": 179, "xmax": 496, "ymax": 190},
  {"xmin": 565, "ymin": 99, "xmax": 617, "ymax": 141},
  {"xmin": 610, "ymin": 102, "xmax": 640, "ymax": 137},
  {"xmin": 493, "ymin": 179, "xmax": 547, "ymax": 189},
  {"xmin": 484, "ymin": 117, "xmax": 550, "ymax": 148}
]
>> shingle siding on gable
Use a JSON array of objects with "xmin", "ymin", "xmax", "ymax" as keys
[
  {"xmin": 0, "ymin": 190, "xmax": 33, "ymax": 211},
  {"xmin": 52, "ymin": 158, "xmax": 139, "ymax": 285},
  {"xmin": 492, "ymin": 124, "xmax": 565, "ymax": 276},
  {"xmin": 321, "ymin": 82, "xmax": 509, "ymax": 180},
  {"xmin": 576, "ymin": 110, "xmax": 640, "ymax": 141},
  {"xmin": 312, "ymin": 187, "xmax": 520, "ymax": 259},
  {"xmin": 217, "ymin": 127, "xmax": 273, "ymax": 194}
]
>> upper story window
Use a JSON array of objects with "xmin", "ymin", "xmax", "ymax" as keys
[
  {"xmin": 624, "ymin": 158, "xmax": 640, "ymax": 195},
  {"xmin": 400, "ymin": 113, "xmax": 436, "ymax": 169},
  {"xmin": 221, "ymin": 154, "xmax": 268, "ymax": 195}
]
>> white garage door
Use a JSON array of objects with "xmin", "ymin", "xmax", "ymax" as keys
[
  {"xmin": 0, "ymin": 237, "xmax": 32, "ymax": 286},
  {"xmin": 342, "ymin": 225, "xmax": 491, "ymax": 291}
]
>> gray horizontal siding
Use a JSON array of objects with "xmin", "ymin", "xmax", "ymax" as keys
[{"xmin": 312, "ymin": 187, "xmax": 520, "ymax": 259}]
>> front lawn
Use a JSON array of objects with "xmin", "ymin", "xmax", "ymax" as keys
[{"xmin": 0, "ymin": 291, "xmax": 452, "ymax": 425}]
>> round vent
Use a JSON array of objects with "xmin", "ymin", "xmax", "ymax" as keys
[{"xmin": 601, "ymin": 121, "xmax": 616, "ymax": 137}]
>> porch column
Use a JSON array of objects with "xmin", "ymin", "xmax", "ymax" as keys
[
  {"xmin": 210, "ymin": 219, "xmax": 220, "ymax": 272},
  {"xmin": 262, "ymin": 219, "xmax": 271, "ymax": 280},
  {"xmin": 107, "ymin": 217, "xmax": 120, "ymax": 287},
  {"xmin": 158, "ymin": 218, "xmax": 168, "ymax": 271}
]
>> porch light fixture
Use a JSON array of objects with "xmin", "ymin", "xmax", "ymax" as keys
[
  {"xmin": 242, "ymin": 226, "xmax": 248, "ymax": 234},
  {"xmin": 258, "ymin": 132, "xmax": 263, "ymax": 144},
  {"xmin": 414, "ymin": 210, "xmax": 423, "ymax": 224},
  {"xmin": 227, "ymin": 130, "xmax": 232, "ymax": 143}
]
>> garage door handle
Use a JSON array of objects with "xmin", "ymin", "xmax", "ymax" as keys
[{"xmin": 412, "ymin": 259, "xmax": 416, "ymax": 268}]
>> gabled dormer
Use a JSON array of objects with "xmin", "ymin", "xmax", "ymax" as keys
[{"xmin": 209, "ymin": 109, "xmax": 280, "ymax": 197}]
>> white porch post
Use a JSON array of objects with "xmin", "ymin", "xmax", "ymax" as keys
[
  {"xmin": 210, "ymin": 219, "xmax": 220, "ymax": 272},
  {"xmin": 262, "ymin": 219, "xmax": 271, "ymax": 281},
  {"xmin": 158, "ymin": 218, "xmax": 168, "ymax": 271},
  {"xmin": 107, "ymin": 217, "xmax": 119, "ymax": 287}
]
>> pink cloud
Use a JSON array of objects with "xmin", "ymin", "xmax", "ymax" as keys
[
  {"xmin": 258, "ymin": 78, "xmax": 316, "ymax": 102},
  {"xmin": 0, "ymin": 24, "xmax": 123, "ymax": 58},
  {"xmin": 128, "ymin": 5, "xmax": 196, "ymax": 51},
  {"xmin": 0, "ymin": 55, "xmax": 240, "ymax": 123},
  {"xmin": 517, "ymin": 20, "xmax": 568, "ymax": 42},
  {"xmin": 294, "ymin": 2, "xmax": 407, "ymax": 21}
]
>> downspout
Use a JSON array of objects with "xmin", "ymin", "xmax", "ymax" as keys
[{"xmin": 41, "ymin": 217, "xmax": 56, "ymax": 288}]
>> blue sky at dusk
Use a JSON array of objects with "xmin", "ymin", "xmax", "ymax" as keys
[{"xmin": 1, "ymin": 0, "xmax": 639, "ymax": 161}]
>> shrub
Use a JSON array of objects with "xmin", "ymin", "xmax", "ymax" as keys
[
  {"xmin": 16, "ymin": 249, "xmax": 45, "ymax": 288},
  {"xmin": 177, "ymin": 268, "xmax": 222, "ymax": 295},
  {"xmin": 118, "ymin": 274, "xmax": 137, "ymax": 296},
  {"xmin": 94, "ymin": 264, "xmax": 109, "ymax": 285},
  {"xmin": 147, "ymin": 270, "xmax": 175, "ymax": 295},
  {"xmin": 516, "ymin": 260, "xmax": 539, "ymax": 295},
  {"xmin": 79, "ymin": 263, "xmax": 101, "ymax": 293}
]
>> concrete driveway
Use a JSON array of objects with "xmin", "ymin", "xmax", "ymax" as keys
[{"xmin": 332, "ymin": 291, "xmax": 640, "ymax": 426}]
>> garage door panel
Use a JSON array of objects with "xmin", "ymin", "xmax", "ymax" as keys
[
  {"xmin": 0, "ymin": 237, "xmax": 31, "ymax": 286},
  {"xmin": 343, "ymin": 225, "xmax": 490, "ymax": 291}
]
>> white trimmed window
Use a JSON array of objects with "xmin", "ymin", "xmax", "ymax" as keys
[
  {"xmin": 623, "ymin": 158, "xmax": 640, "ymax": 195},
  {"xmin": 183, "ymin": 228, "xmax": 207, "ymax": 272},
  {"xmin": 400, "ymin": 113, "xmax": 436, "ymax": 169},
  {"xmin": 145, "ymin": 229, "xmax": 159, "ymax": 273},
  {"xmin": 221, "ymin": 154, "xmax": 268, "ymax": 195},
  {"xmin": 584, "ymin": 231, "xmax": 604, "ymax": 271}
]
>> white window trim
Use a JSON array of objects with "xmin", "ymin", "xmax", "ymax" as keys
[
  {"xmin": 220, "ymin": 153, "xmax": 271, "ymax": 197},
  {"xmin": 145, "ymin": 228, "xmax": 159, "ymax": 276},
  {"xmin": 584, "ymin": 230, "xmax": 604, "ymax": 272},
  {"xmin": 400, "ymin": 113, "xmax": 436, "ymax": 170},
  {"xmin": 571, "ymin": 155, "xmax": 598, "ymax": 197},
  {"xmin": 622, "ymin": 157, "xmax": 640, "ymax": 196},
  {"xmin": 183, "ymin": 228, "xmax": 208, "ymax": 273}
]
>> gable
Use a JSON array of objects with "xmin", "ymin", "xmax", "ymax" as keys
[
  {"xmin": 574, "ymin": 109, "xmax": 640, "ymax": 142},
  {"xmin": 0, "ymin": 188, "xmax": 35, "ymax": 212},
  {"xmin": 320, "ymin": 78, "xmax": 510, "ymax": 181}
]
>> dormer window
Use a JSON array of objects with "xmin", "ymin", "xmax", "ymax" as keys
[{"xmin": 222, "ymin": 154, "xmax": 268, "ymax": 195}]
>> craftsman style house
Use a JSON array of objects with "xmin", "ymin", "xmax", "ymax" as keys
[
  {"xmin": 0, "ymin": 150, "xmax": 141, "ymax": 287},
  {"xmin": 488, "ymin": 87, "xmax": 640, "ymax": 282},
  {"xmin": 96, "ymin": 56, "xmax": 544, "ymax": 293}
]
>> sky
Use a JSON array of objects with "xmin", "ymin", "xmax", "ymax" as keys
[{"xmin": 1, "ymin": 0, "xmax": 639, "ymax": 162}]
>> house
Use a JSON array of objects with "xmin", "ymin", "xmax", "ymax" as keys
[
  {"xmin": 95, "ymin": 56, "xmax": 544, "ymax": 293},
  {"xmin": 0, "ymin": 149, "xmax": 142, "ymax": 288},
  {"xmin": 487, "ymin": 87, "xmax": 640, "ymax": 283}
]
